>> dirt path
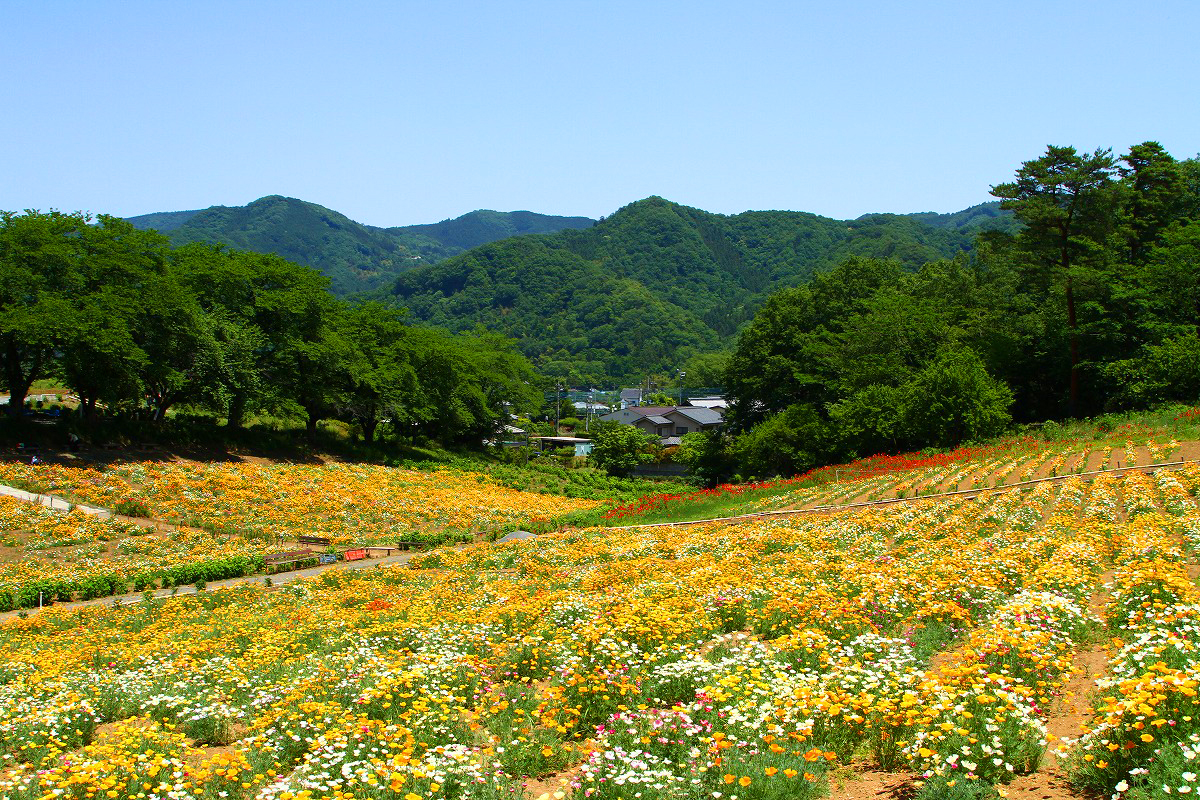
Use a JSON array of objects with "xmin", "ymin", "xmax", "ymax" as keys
[{"xmin": 825, "ymin": 766, "xmax": 918, "ymax": 800}]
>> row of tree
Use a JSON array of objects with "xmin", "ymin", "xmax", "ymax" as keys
[
  {"xmin": 0, "ymin": 212, "xmax": 540, "ymax": 443},
  {"xmin": 711, "ymin": 141, "xmax": 1200, "ymax": 479}
]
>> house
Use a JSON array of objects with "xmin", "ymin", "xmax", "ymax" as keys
[
  {"xmin": 686, "ymin": 395, "xmax": 727, "ymax": 411},
  {"xmin": 619, "ymin": 388, "xmax": 643, "ymax": 409},
  {"xmin": 598, "ymin": 405, "xmax": 724, "ymax": 444}
]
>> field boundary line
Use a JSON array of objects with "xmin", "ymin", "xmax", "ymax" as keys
[{"xmin": 607, "ymin": 458, "xmax": 1198, "ymax": 530}]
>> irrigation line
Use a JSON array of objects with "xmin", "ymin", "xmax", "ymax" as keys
[{"xmin": 608, "ymin": 458, "xmax": 1199, "ymax": 531}]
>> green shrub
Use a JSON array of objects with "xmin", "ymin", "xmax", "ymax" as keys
[{"xmin": 114, "ymin": 498, "xmax": 152, "ymax": 518}]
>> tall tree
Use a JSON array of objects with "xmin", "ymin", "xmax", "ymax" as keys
[
  {"xmin": 338, "ymin": 303, "xmax": 418, "ymax": 444},
  {"xmin": 1118, "ymin": 141, "xmax": 1185, "ymax": 266},
  {"xmin": 0, "ymin": 210, "xmax": 86, "ymax": 418},
  {"xmin": 173, "ymin": 243, "xmax": 337, "ymax": 429},
  {"xmin": 991, "ymin": 145, "xmax": 1116, "ymax": 416},
  {"xmin": 68, "ymin": 217, "xmax": 175, "ymax": 418}
]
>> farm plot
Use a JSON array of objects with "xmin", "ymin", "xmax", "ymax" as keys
[
  {"xmin": 597, "ymin": 435, "xmax": 1188, "ymax": 525},
  {"xmin": 0, "ymin": 462, "xmax": 599, "ymax": 610},
  {"xmin": 0, "ymin": 460, "xmax": 600, "ymax": 544},
  {"xmin": 0, "ymin": 493, "xmax": 294, "ymax": 609},
  {"xmin": 1, "ymin": 466, "xmax": 1198, "ymax": 799}
]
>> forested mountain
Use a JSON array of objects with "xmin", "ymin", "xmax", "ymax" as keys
[
  {"xmin": 385, "ymin": 196, "xmax": 989, "ymax": 384},
  {"xmin": 123, "ymin": 209, "xmax": 203, "ymax": 232},
  {"xmin": 385, "ymin": 209, "xmax": 594, "ymax": 260},
  {"xmin": 125, "ymin": 193, "xmax": 1013, "ymax": 383},
  {"xmin": 895, "ymin": 201, "xmax": 1019, "ymax": 234},
  {"xmin": 127, "ymin": 197, "xmax": 596, "ymax": 295}
]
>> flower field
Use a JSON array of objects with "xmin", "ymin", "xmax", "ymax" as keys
[
  {"xmin": 600, "ymin": 434, "xmax": 1187, "ymax": 525},
  {"xmin": 1, "ymin": 456, "xmax": 1199, "ymax": 799},
  {"xmin": 0, "ymin": 492, "xmax": 296, "ymax": 610},
  {"xmin": 0, "ymin": 461, "xmax": 599, "ymax": 543},
  {"xmin": 0, "ymin": 462, "xmax": 600, "ymax": 609}
]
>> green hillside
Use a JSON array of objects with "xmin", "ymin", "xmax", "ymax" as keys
[
  {"xmin": 387, "ymin": 196, "xmax": 985, "ymax": 383},
  {"xmin": 384, "ymin": 209, "xmax": 594, "ymax": 261},
  {"xmin": 895, "ymin": 201, "xmax": 1019, "ymax": 234},
  {"xmin": 123, "ymin": 208, "xmax": 203, "ymax": 232},
  {"xmin": 125, "ymin": 194, "xmax": 1005, "ymax": 383},
  {"xmin": 127, "ymin": 198, "xmax": 597, "ymax": 295}
]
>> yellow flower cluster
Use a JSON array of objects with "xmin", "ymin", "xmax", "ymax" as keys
[{"xmin": 0, "ymin": 461, "xmax": 598, "ymax": 545}]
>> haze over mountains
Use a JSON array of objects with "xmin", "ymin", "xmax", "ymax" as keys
[{"xmin": 127, "ymin": 194, "xmax": 1015, "ymax": 383}]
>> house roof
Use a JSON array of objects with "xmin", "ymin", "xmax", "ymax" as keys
[
  {"xmin": 687, "ymin": 396, "xmax": 727, "ymax": 409},
  {"xmin": 623, "ymin": 406, "xmax": 676, "ymax": 417},
  {"xmin": 645, "ymin": 415, "xmax": 672, "ymax": 425},
  {"xmin": 619, "ymin": 389, "xmax": 642, "ymax": 401},
  {"xmin": 673, "ymin": 407, "xmax": 724, "ymax": 425}
]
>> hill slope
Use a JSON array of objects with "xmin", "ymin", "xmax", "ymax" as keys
[
  {"xmin": 387, "ymin": 196, "xmax": 991, "ymax": 382},
  {"xmin": 127, "ymin": 198, "xmax": 597, "ymax": 294}
]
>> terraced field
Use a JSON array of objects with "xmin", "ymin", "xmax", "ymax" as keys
[
  {"xmin": 1, "ymin": 445, "xmax": 1199, "ymax": 799},
  {"xmin": 0, "ymin": 461, "xmax": 599, "ymax": 610}
]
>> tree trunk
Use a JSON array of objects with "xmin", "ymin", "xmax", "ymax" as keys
[
  {"xmin": 149, "ymin": 389, "xmax": 173, "ymax": 423},
  {"xmin": 1066, "ymin": 273, "xmax": 1079, "ymax": 418},
  {"xmin": 305, "ymin": 411, "xmax": 320, "ymax": 443},
  {"xmin": 1060, "ymin": 224, "xmax": 1079, "ymax": 419},
  {"xmin": 2, "ymin": 345, "xmax": 38, "ymax": 420},
  {"xmin": 226, "ymin": 393, "xmax": 247, "ymax": 430},
  {"xmin": 362, "ymin": 417, "xmax": 378, "ymax": 444}
]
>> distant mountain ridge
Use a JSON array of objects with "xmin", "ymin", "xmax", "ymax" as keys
[
  {"xmin": 126, "ymin": 194, "xmax": 1015, "ymax": 382},
  {"xmin": 126, "ymin": 197, "xmax": 596, "ymax": 294},
  {"xmin": 884, "ymin": 201, "xmax": 1018, "ymax": 234},
  {"xmin": 384, "ymin": 195, "xmax": 1013, "ymax": 384}
]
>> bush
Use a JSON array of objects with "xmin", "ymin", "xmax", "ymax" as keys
[
  {"xmin": 589, "ymin": 422, "xmax": 659, "ymax": 477},
  {"xmin": 114, "ymin": 498, "xmax": 152, "ymax": 518}
]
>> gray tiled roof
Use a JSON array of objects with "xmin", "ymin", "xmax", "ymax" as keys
[{"xmin": 674, "ymin": 407, "xmax": 723, "ymax": 425}]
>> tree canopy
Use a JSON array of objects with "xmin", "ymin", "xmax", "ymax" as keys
[{"xmin": 0, "ymin": 214, "xmax": 541, "ymax": 444}]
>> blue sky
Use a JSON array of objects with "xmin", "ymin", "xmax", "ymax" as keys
[{"xmin": 3, "ymin": 1, "xmax": 1197, "ymax": 227}]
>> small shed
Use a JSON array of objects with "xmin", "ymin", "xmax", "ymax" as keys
[{"xmin": 530, "ymin": 436, "xmax": 594, "ymax": 457}]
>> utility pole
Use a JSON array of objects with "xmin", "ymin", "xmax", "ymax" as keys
[
  {"xmin": 677, "ymin": 370, "xmax": 686, "ymax": 406},
  {"xmin": 555, "ymin": 383, "xmax": 563, "ymax": 434}
]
